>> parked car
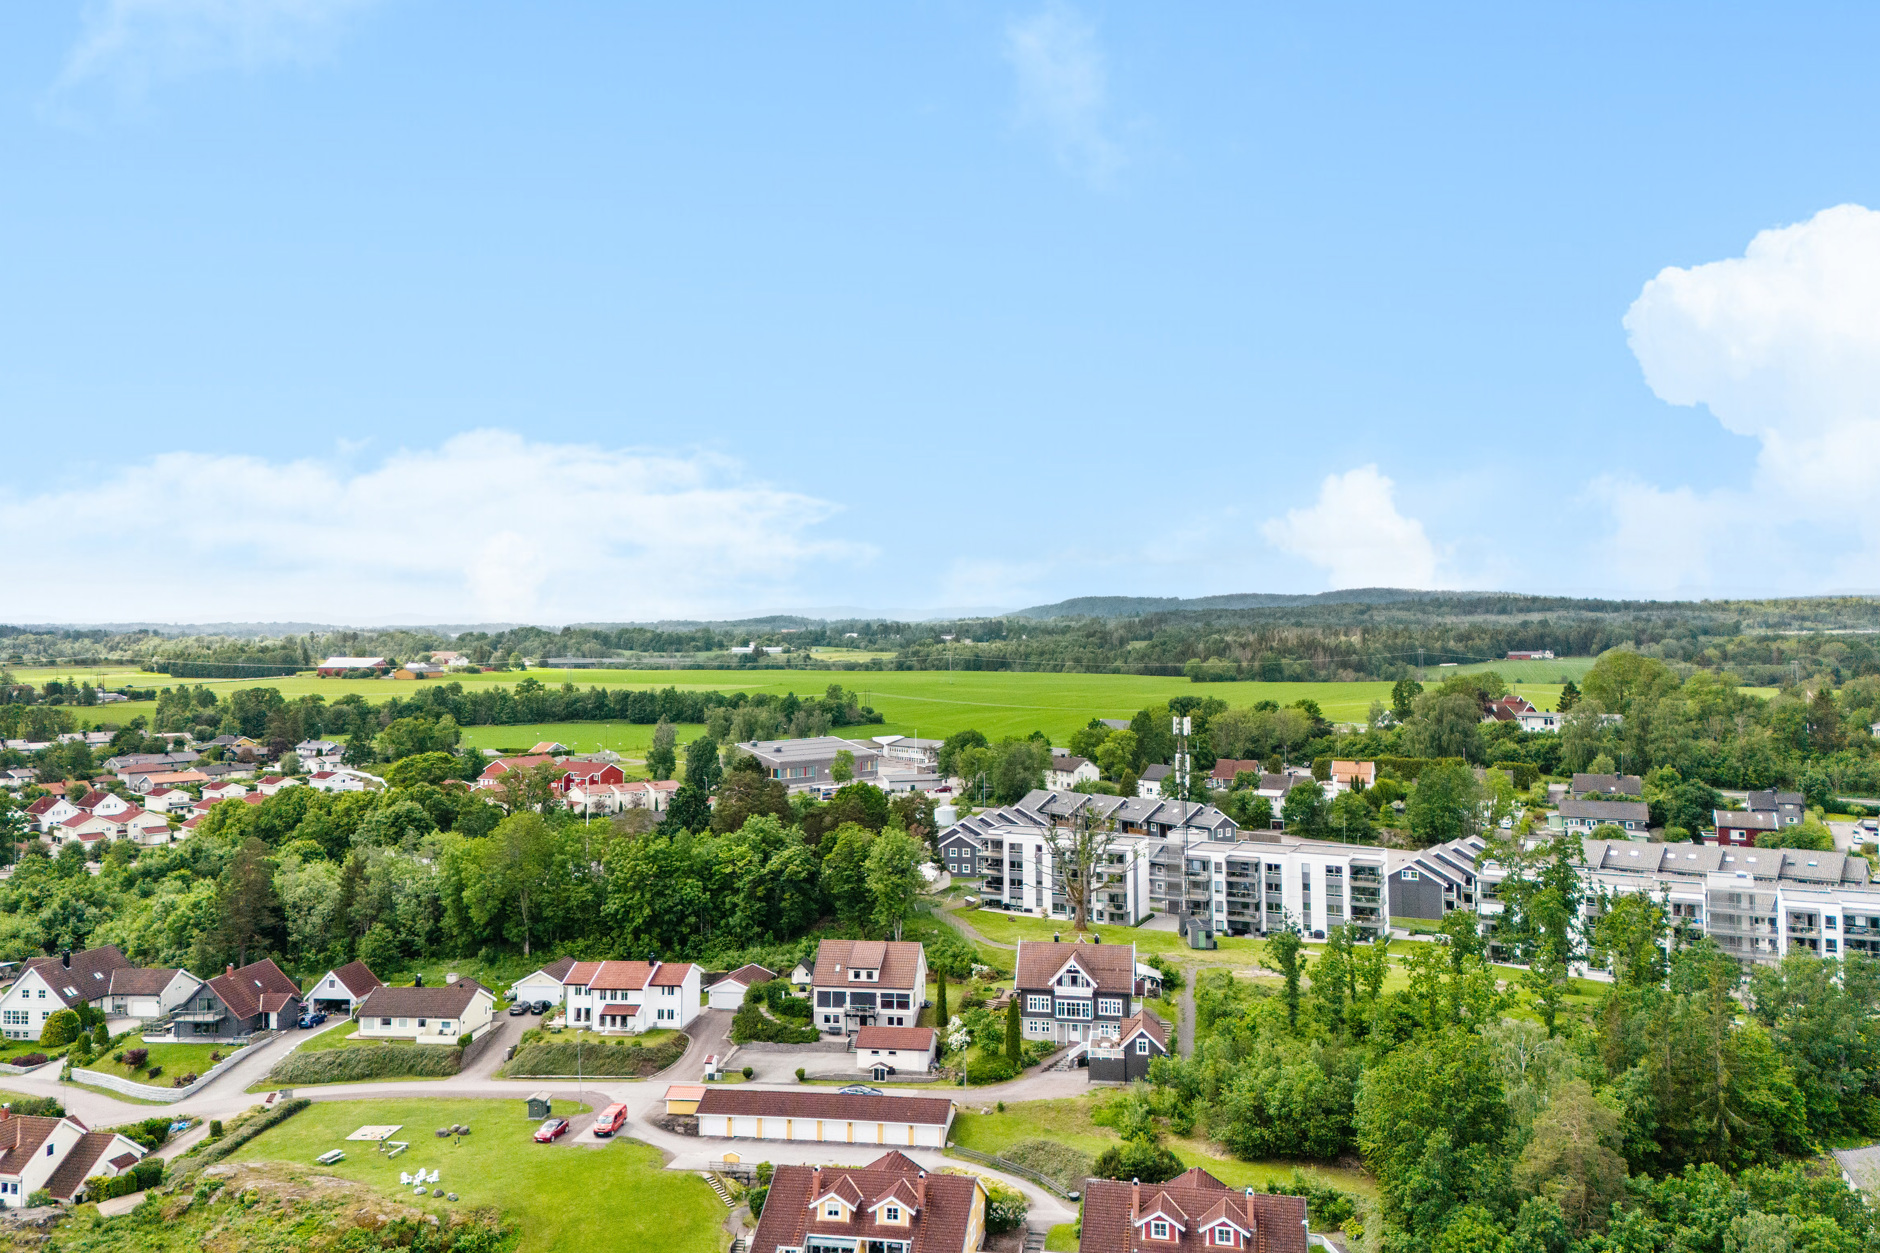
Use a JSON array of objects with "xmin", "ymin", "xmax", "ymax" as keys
[
  {"xmin": 533, "ymin": 1118, "xmax": 570, "ymax": 1143},
  {"xmin": 508, "ymin": 1001, "xmax": 530, "ymax": 1016},
  {"xmin": 838, "ymin": 1085, "xmax": 884, "ymax": 1096},
  {"xmin": 531, "ymin": 1000, "xmax": 553, "ymax": 1016},
  {"xmin": 310, "ymin": 1011, "xmax": 327, "ymax": 1025},
  {"xmin": 593, "ymin": 1103, "xmax": 629, "ymax": 1137},
  {"xmin": 296, "ymin": 1015, "xmax": 313, "ymax": 1029}
]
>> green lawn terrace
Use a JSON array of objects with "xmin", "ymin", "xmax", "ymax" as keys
[{"xmin": 230, "ymin": 1097, "xmax": 724, "ymax": 1253}]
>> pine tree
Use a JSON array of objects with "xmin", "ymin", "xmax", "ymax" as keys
[
  {"xmin": 1004, "ymin": 997, "xmax": 1021, "ymax": 1065},
  {"xmin": 935, "ymin": 970, "xmax": 948, "ymax": 1031}
]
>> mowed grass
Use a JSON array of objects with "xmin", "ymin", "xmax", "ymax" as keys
[
  {"xmin": 455, "ymin": 721, "xmax": 703, "ymax": 760},
  {"xmin": 83, "ymin": 1040, "xmax": 242, "ymax": 1082},
  {"xmin": 950, "ymin": 1095, "xmax": 1377, "ymax": 1200},
  {"xmin": 230, "ymin": 1098, "xmax": 724, "ymax": 1253}
]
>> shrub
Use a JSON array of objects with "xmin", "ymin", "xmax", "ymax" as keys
[
  {"xmin": 795, "ymin": 1067, "xmax": 806, "ymax": 1082},
  {"xmin": 146, "ymin": 1065, "xmax": 162, "ymax": 1080},
  {"xmin": 2, "ymin": 1096, "xmax": 62, "ymax": 1118},
  {"xmin": 209, "ymin": 1120, "xmax": 224, "ymax": 1139},
  {"xmin": 748, "ymin": 1185, "xmax": 769, "ymax": 1217},
  {"xmin": 731, "ymin": 1004, "xmax": 819, "ymax": 1045},
  {"xmin": 964, "ymin": 1056, "xmax": 1016, "ymax": 1084},
  {"xmin": 114, "ymin": 1116, "xmax": 180, "ymax": 1151},
  {"xmin": 984, "ymin": 1180, "xmax": 1028, "ymax": 1233},
  {"xmin": 741, "ymin": 1065, "xmax": 754, "ymax": 1080},
  {"xmin": 123, "ymin": 1048, "xmax": 148, "ymax": 1069},
  {"xmin": 39, "ymin": 1009, "xmax": 80, "ymax": 1049},
  {"xmin": 25, "ymin": 1190, "xmax": 52, "ymax": 1208},
  {"xmin": 1093, "ymin": 1137, "xmax": 1184, "ymax": 1184},
  {"xmin": 9, "ymin": 1054, "xmax": 47, "ymax": 1069},
  {"xmin": 187, "ymin": 1099, "xmax": 310, "ymax": 1173},
  {"xmin": 1270, "ymin": 1169, "xmax": 1358, "ymax": 1231},
  {"xmin": 458, "ymin": 1033, "xmax": 472, "ymax": 1048},
  {"xmin": 91, "ymin": 1024, "xmax": 108, "ymax": 1051},
  {"xmin": 1000, "ymin": 1139, "xmax": 1095, "ymax": 1193}
]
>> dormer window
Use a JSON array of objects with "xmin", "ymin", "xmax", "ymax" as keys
[
  {"xmin": 1150, "ymin": 1221, "xmax": 1171, "ymax": 1240},
  {"xmin": 1212, "ymin": 1225, "xmax": 1236, "ymax": 1246},
  {"xmin": 883, "ymin": 1205, "xmax": 901, "ymax": 1222},
  {"xmin": 824, "ymin": 1202, "xmax": 844, "ymax": 1220}
]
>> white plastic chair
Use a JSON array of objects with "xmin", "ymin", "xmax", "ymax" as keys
[
  {"xmin": 399, "ymin": 1172, "xmax": 412, "ymax": 1186},
  {"xmin": 427, "ymin": 1169, "xmax": 440, "ymax": 1184}
]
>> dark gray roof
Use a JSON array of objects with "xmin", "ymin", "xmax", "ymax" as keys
[
  {"xmin": 1570, "ymin": 773, "xmax": 1643, "ymax": 797},
  {"xmin": 1558, "ymin": 798, "xmax": 1648, "ymax": 822}
]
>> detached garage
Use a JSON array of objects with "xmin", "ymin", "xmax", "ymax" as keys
[
  {"xmin": 695, "ymin": 1089, "xmax": 954, "ymax": 1149},
  {"xmin": 706, "ymin": 963, "xmax": 777, "ymax": 1011},
  {"xmin": 853, "ymin": 1025, "xmax": 937, "ymax": 1073}
]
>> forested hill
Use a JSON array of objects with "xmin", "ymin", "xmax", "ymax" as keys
[{"xmin": 1012, "ymin": 588, "xmax": 1456, "ymax": 617}]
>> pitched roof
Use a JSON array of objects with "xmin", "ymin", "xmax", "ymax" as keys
[
  {"xmin": 206, "ymin": 958, "xmax": 301, "ymax": 1021},
  {"xmin": 1079, "ymin": 1169, "xmax": 1308, "ymax": 1253},
  {"xmin": 1557, "ymin": 798, "xmax": 1648, "ymax": 822},
  {"xmin": 695, "ymin": 1088, "xmax": 954, "ymax": 1127},
  {"xmin": 1117, "ymin": 1011, "xmax": 1170, "ymax": 1050},
  {"xmin": 648, "ymin": 963, "xmax": 694, "ymax": 987},
  {"xmin": 0, "ymin": 1115, "xmax": 65, "ymax": 1176},
  {"xmin": 1014, "ymin": 938, "xmax": 1137, "ymax": 994},
  {"xmin": 321, "ymin": 960, "xmax": 383, "ymax": 998},
  {"xmin": 1209, "ymin": 758, "xmax": 1264, "ymax": 780},
  {"xmin": 526, "ymin": 956, "xmax": 578, "ymax": 984},
  {"xmin": 357, "ymin": 979, "xmax": 490, "ymax": 1020},
  {"xmin": 45, "ymin": 1130, "xmax": 135, "ymax": 1200},
  {"xmin": 854, "ymin": 1026, "xmax": 937, "ymax": 1052},
  {"xmin": 581, "ymin": 961, "xmax": 658, "ymax": 991},
  {"xmin": 1570, "ymin": 772, "xmax": 1643, "ymax": 797},
  {"xmin": 751, "ymin": 1154, "xmax": 979, "ymax": 1253},
  {"xmin": 813, "ymin": 939, "xmax": 924, "ymax": 990},
  {"xmin": 1715, "ymin": 809, "xmax": 1781, "ymax": 831},
  {"xmin": 23, "ymin": 946, "xmax": 131, "ymax": 1008},
  {"xmin": 713, "ymin": 963, "xmax": 777, "ymax": 989},
  {"xmin": 107, "ymin": 968, "xmax": 185, "ymax": 996}
]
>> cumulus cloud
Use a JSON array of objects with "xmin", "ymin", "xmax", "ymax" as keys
[
  {"xmin": 1613, "ymin": 204, "xmax": 1880, "ymax": 587},
  {"xmin": 0, "ymin": 431, "xmax": 869, "ymax": 623},
  {"xmin": 49, "ymin": 0, "xmax": 375, "ymax": 103},
  {"xmin": 1003, "ymin": 1, "xmax": 1125, "ymax": 184},
  {"xmin": 1261, "ymin": 465, "xmax": 1439, "ymax": 590}
]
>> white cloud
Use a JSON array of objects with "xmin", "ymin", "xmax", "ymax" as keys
[
  {"xmin": 1614, "ymin": 204, "xmax": 1880, "ymax": 586},
  {"xmin": 1003, "ymin": 1, "xmax": 1124, "ymax": 185},
  {"xmin": 1261, "ymin": 465, "xmax": 1439, "ymax": 590},
  {"xmin": 50, "ymin": 0, "xmax": 375, "ymax": 102},
  {"xmin": 0, "ymin": 431, "xmax": 870, "ymax": 623}
]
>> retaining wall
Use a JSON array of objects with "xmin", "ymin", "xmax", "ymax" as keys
[{"xmin": 72, "ymin": 1032, "xmax": 275, "ymax": 1103}]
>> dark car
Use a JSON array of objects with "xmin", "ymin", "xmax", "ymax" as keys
[
  {"xmin": 533, "ymin": 1118, "xmax": 570, "ymax": 1143},
  {"xmin": 296, "ymin": 1015, "xmax": 313, "ymax": 1029},
  {"xmin": 508, "ymin": 1001, "xmax": 530, "ymax": 1016},
  {"xmin": 531, "ymin": 1000, "xmax": 552, "ymax": 1015},
  {"xmin": 310, "ymin": 1011, "xmax": 328, "ymax": 1025}
]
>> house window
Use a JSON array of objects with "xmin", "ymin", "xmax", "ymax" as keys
[
  {"xmin": 1401, "ymin": 870, "xmax": 1419, "ymax": 882},
  {"xmin": 1026, "ymin": 995, "xmax": 1052, "ymax": 1014},
  {"xmin": 380, "ymin": 1018, "xmax": 392, "ymax": 1027},
  {"xmin": 884, "ymin": 1206, "xmax": 901, "ymax": 1222},
  {"xmin": 1213, "ymin": 1226, "xmax": 1235, "ymax": 1246},
  {"xmin": 417, "ymin": 1019, "xmax": 428, "ymax": 1028},
  {"xmin": 1056, "ymin": 999, "xmax": 1091, "ymax": 1019},
  {"xmin": 1151, "ymin": 1221, "xmax": 1170, "ymax": 1240},
  {"xmin": 1135, "ymin": 1038, "xmax": 1150, "ymax": 1054},
  {"xmin": 825, "ymin": 1203, "xmax": 844, "ymax": 1219},
  {"xmin": 1097, "ymin": 997, "xmax": 1123, "ymax": 1017},
  {"xmin": 441, "ymin": 1022, "xmax": 453, "ymax": 1032}
]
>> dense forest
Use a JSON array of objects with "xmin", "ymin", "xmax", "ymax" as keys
[{"xmin": 11, "ymin": 593, "xmax": 1880, "ymax": 685}]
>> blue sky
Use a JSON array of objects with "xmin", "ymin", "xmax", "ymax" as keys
[{"xmin": 6, "ymin": 2, "xmax": 1880, "ymax": 624}]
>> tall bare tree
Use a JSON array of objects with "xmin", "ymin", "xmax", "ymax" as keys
[{"xmin": 1041, "ymin": 799, "xmax": 1129, "ymax": 931}]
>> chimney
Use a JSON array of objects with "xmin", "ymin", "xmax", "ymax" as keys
[
  {"xmin": 226, "ymin": 964, "xmax": 235, "ymax": 979},
  {"xmin": 61, "ymin": 950, "xmax": 70, "ymax": 969},
  {"xmin": 2, "ymin": 1104, "xmax": 9, "ymax": 1120},
  {"xmin": 414, "ymin": 973, "xmax": 424, "ymax": 987}
]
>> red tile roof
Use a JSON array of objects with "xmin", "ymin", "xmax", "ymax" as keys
[
  {"xmin": 752, "ymin": 1152, "xmax": 980, "ymax": 1253},
  {"xmin": 321, "ymin": 960, "xmax": 383, "ymax": 999},
  {"xmin": 1078, "ymin": 1169, "xmax": 1307, "ymax": 1253},
  {"xmin": 1014, "ymin": 939, "xmax": 1137, "ymax": 995},
  {"xmin": 649, "ymin": 963, "xmax": 694, "ymax": 988},
  {"xmin": 854, "ymin": 1026, "xmax": 937, "ymax": 1053},
  {"xmin": 812, "ymin": 939, "xmax": 925, "ymax": 991},
  {"xmin": 695, "ymin": 1088, "xmax": 953, "ymax": 1127},
  {"xmin": 0, "ymin": 1115, "xmax": 65, "ymax": 1176},
  {"xmin": 206, "ymin": 958, "xmax": 300, "ymax": 1021},
  {"xmin": 24, "ymin": 946, "xmax": 130, "ymax": 1008}
]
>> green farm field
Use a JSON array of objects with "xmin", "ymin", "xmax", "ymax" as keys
[{"xmin": 17, "ymin": 664, "xmax": 1573, "ymax": 743}]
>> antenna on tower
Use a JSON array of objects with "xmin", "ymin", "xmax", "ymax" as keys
[{"xmin": 1172, "ymin": 715, "xmax": 1192, "ymax": 801}]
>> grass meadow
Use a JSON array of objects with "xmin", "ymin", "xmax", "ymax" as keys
[{"xmin": 21, "ymin": 663, "xmax": 1585, "ymax": 743}]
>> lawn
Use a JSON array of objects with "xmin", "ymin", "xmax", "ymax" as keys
[
  {"xmin": 949, "ymin": 904, "xmax": 1271, "ymax": 964},
  {"xmin": 949, "ymin": 1095, "xmax": 1377, "ymax": 1200},
  {"xmin": 295, "ymin": 1027, "xmax": 387, "ymax": 1053},
  {"xmin": 83, "ymin": 1040, "xmax": 242, "ymax": 1082},
  {"xmin": 230, "ymin": 1097, "xmax": 725, "ymax": 1253}
]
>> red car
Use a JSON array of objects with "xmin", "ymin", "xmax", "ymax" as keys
[
  {"xmin": 593, "ymin": 1104, "xmax": 629, "ymax": 1137},
  {"xmin": 533, "ymin": 1118, "xmax": 570, "ymax": 1143}
]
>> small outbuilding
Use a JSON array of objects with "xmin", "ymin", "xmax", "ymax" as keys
[
  {"xmin": 664, "ymin": 1084, "xmax": 706, "ymax": 1116},
  {"xmin": 526, "ymin": 1092, "xmax": 553, "ymax": 1119},
  {"xmin": 308, "ymin": 960, "xmax": 382, "ymax": 1014},
  {"xmin": 852, "ymin": 1025, "xmax": 937, "ymax": 1073},
  {"xmin": 706, "ymin": 963, "xmax": 777, "ymax": 1011}
]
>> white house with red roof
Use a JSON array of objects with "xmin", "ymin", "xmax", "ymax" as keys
[
  {"xmin": 853, "ymin": 1025, "xmax": 938, "ymax": 1072},
  {"xmin": 306, "ymin": 770, "xmax": 369, "ymax": 793},
  {"xmin": 254, "ymin": 775, "xmax": 301, "ymax": 796},
  {"xmin": 559, "ymin": 959, "xmax": 701, "ymax": 1033},
  {"xmin": 47, "ymin": 807, "xmax": 170, "ymax": 848},
  {"xmin": 72, "ymin": 791, "xmax": 132, "ymax": 818},
  {"xmin": 0, "ymin": 1110, "xmax": 146, "ymax": 1209},
  {"xmin": 142, "ymin": 787, "xmax": 194, "ymax": 815},
  {"xmin": 201, "ymin": 780, "xmax": 249, "ymax": 802},
  {"xmin": 23, "ymin": 796, "xmax": 76, "ymax": 833}
]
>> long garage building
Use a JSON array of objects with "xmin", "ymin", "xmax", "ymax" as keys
[{"xmin": 695, "ymin": 1088, "xmax": 955, "ymax": 1148}]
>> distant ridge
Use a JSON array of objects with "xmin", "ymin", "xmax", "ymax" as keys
[{"xmin": 1012, "ymin": 588, "xmax": 1468, "ymax": 619}]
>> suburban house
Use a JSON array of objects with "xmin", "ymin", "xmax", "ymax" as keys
[
  {"xmin": 1047, "ymin": 755, "xmax": 1100, "ymax": 791},
  {"xmin": 707, "ymin": 964, "xmax": 777, "ymax": 1011},
  {"xmin": 1550, "ymin": 798, "xmax": 1649, "ymax": 836},
  {"xmin": 509, "ymin": 957, "xmax": 578, "ymax": 1007},
  {"xmin": 811, "ymin": 940, "xmax": 927, "ymax": 1036},
  {"xmin": 201, "ymin": 781, "xmax": 249, "ymax": 802},
  {"xmin": 307, "ymin": 960, "xmax": 383, "ymax": 1014},
  {"xmin": 1570, "ymin": 774, "xmax": 1641, "ymax": 799},
  {"xmin": 560, "ymin": 960, "xmax": 702, "ymax": 1032},
  {"xmin": 254, "ymin": 775, "xmax": 301, "ymax": 797},
  {"xmin": 306, "ymin": 771, "xmax": 370, "ymax": 793},
  {"xmin": 853, "ymin": 1025, "xmax": 938, "ymax": 1074},
  {"xmin": 355, "ymin": 979, "xmax": 494, "ymax": 1043},
  {"xmin": 1087, "ymin": 1011, "xmax": 1170, "ymax": 1083},
  {"xmin": 735, "ymin": 736, "xmax": 883, "ymax": 792},
  {"xmin": 1209, "ymin": 759, "xmax": 1264, "ymax": 790},
  {"xmin": 1714, "ymin": 809, "xmax": 1781, "ymax": 848},
  {"xmin": 1748, "ymin": 790, "xmax": 1807, "ymax": 827},
  {"xmin": 563, "ymin": 778, "xmax": 677, "ymax": 815},
  {"xmin": 0, "ymin": 1112, "xmax": 147, "ymax": 1209},
  {"xmin": 1077, "ymin": 1169, "xmax": 1309, "ymax": 1253},
  {"xmin": 1138, "ymin": 764, "xmax": 1172, "ymax": 797},
  {"xmin": 1517, "ymin": 709, "xmax": 1563, "ymax": 733},
  {"xmin": 172, "ymin": 959, "xmax": 303, "ymax": 1039},
  {"xmin": 1482, "ymin": 695, "xmax": 1541, "ymax": 724},
  {"xmin": 473, "ymin": 754, "xmax": 563, "ymax": 791},
  {"xmin": 23, "ymin": 796, "xmax": 76, "ymax": 833},
  {"xmin": 47, "ymin": 807, "xmax": 170, "ymax": 848},
  {"xmin": 72, "ymin": 791, "xmax": 131, "ymax": 818},
  {"xmin": 104, "ymin": 751, "xmax": 198, "ymax": 776},
  {"xmin": 1329, "ymin": 760, "xmax": 1376, "ymax": 791},
  {"xmin": 1014, "ymin": 938, "xmax": 1139, "ymax": 1046},
  {"xmin": 142, "ymin": 787, "xmax": 194, "ymax": 815},
  {"xmin": 0, "ymin": 947, "xmax": 202, "ymax": 1039},
  {"xmin": 316, "ymin": 657, "xmax": 388, "ymax": 676},
  {"xmin": 1507, "ymin": 650, "xmax": 1555, "ymax": 660},
  {"xmin": 750, "ymin": 1153, "xmax": 986, "ymax": 1253},
  {"xmin": 694, "ymin": 1090, "xmax": 955, "ymax": 1148},
  {"xmin": 937, "ymin": 828, "xmax": 983, "ymax": 877},
  {"xmin": 125, "ymin": 770, "xmax": 209, "ymax": 795}
]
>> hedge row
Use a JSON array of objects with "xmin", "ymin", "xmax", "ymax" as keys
[
  {"xmin": 502, "ymin": 1033, "xmax": 686, "ymax": 1078},
  {"xmin": 191, "ymin": 1099, "xmax": 311, "ymax": 1171},
  {"xmin": 1491, "ymin": 761, "xmax": 1541, "ymax": 790},
  {"xmin": 268, "ymin": 1045, "xmax": 461, "ymax": 1085},
  {"xmin": 85, "ymin": 1159, "xmax": 164, "ymax": 1200}
]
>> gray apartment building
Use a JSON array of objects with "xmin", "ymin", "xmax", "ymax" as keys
[{"xmin": 735, "ymin": 736, "xmax": 882, "ymax": 792}]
